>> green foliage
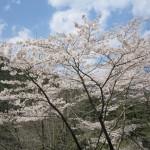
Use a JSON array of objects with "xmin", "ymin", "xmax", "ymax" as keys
[
  {"xmin": 0, "ymin": 56, "xmax": 150, "ymax": 149},
  {"xmin": 0, "ymin": 123, "xmax": 22, "ymax": 150},
  {"xmin": 106, "ymin": 105, "xmax": 124, "ymax": 121}
]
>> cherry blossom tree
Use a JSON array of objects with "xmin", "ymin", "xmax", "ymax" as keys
[{"xmin": 0, "ymin": 15, "xmax": 150, "ymax": 150}]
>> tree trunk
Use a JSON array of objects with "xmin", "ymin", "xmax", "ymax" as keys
[
  {"xmin": 98, "ymin": 117, "xmax": 114, "ymax": 150},
  {"xmin": 42, "ymin": 120, "xmax": 45, "ymax": 150}
]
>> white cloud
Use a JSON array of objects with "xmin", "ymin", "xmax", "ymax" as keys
[
  {"xmin": 47, "ymin": 0, "xmax": 130, "ymax": 17},
  {"xmin": 48, "ymin": 0, "xmax": 150, "ymax": 17},
  {"xmin": 92, "ymin": 0, "xmax": 130, "ymax": 12},
  {"xmin": 50, "ymin": 9, "xmax": 87, "ymax": 33},
  {"xmin": 0, "ymin": 21, "xmax": 7, "ymax": 36},
  {"xmin": 3, "ymin": 0, "xmax": 21, "ymax": 12},
  {"xmin": 142, "ymin": 30, "xmax": 150, "ymax": 38},
  {"xmin": 48, "ymin": 0, "xmax": 150, "ymax": 33},
  {"xmin": 47, "ymin": 0, "xmax": 70, "ymax": 8},
  {"xmin": 3, "ymin": 4, "xmax": 11, "ymax": 11},
  {"xmin": 48, "ymin": 0, "xmax": 92, "ymax": 10},
  {"xmin": 9, "ymin": 28, "xmax": 32, "ymax": 43},
  {"xmin": 12, "ymin": 0, "xmax": 21, "ymax": 4},
  {"xmin": 109, "ymin": 38, "xmax": 120, "ymax": 47},
  {"xmin": 131, "ymin": 0, "xmax": 150, "ymax": 17}
]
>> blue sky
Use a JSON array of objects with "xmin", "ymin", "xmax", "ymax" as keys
[{"xmin": 0, "ymin": 0, "xmax": 150, "ymax": 42}]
